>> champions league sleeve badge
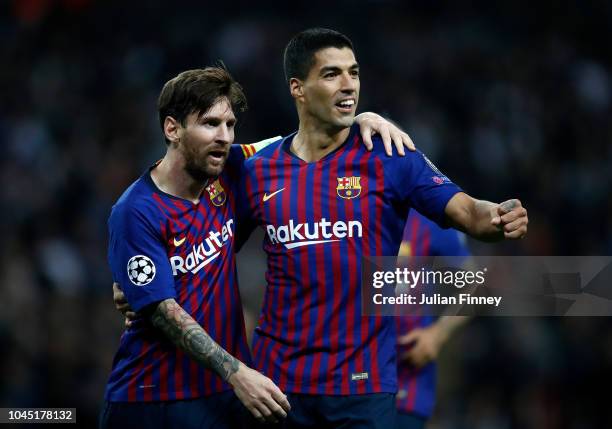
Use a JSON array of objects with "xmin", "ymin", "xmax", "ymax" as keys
[{"xmin": 127, "ymin": 255, "xmax": 156, "ymax": 286}]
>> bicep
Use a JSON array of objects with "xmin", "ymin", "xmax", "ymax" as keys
[
  {"xmin": 109, "ymin": 212, "xmax": 176, "ymax": 312},
  {"xmin": 391, "ymin": 151, "xmax": 463, "ymax": 227}
]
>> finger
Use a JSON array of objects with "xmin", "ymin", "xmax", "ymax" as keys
[
  {"xmin": 497, "ymin": 199, "xmax": 520, "ymax": 215},
  {"xmin": 256, "ymin": 402, "xmax": 277, "ymax": 423},
  {"xmin": 391, "ymin": 131, "xmax": 406, "ymax": 156},
  {"xmin": 248, "ymin": 405, "xmax": 265, "ymax": 423},
  {"xmin": 361, "ymin": 126, "xmax": 374, "ymax": 151},
  {"xmin": 114, "ymin": 292, "xmax": 127, "ymax": 304},
  {"xmin": 500, "ymin": 211, "xmax": 519, "ymax": 224},
  {"xmin": 397, "ymin": 330, "xmax": 421, "ymax": 345},
  {"xmin": 501, "ymin": 207, "xmax": 527, "ymax": 225},
  {"xmin": 270, "ymin": 389, "xmax": 291, "ymax": 412},
  {"xmin": 379, "ymin": 127, "xmax": 392, "ymax": 156},
  {"xmin": 125, "ymin": 311, "xmax": 138, "ymax": 320},
  {"xmin": 505, "ymin": 226, "xmax": 527, "ymax": 239},
  {"xmin": 124, "ymin": 318, "xmax": 131, "ymax": 328},
  {"xmin": 502, "ymin": 215, "xmax": 527, "ymax": 233},
  {"xmin": 112, "ymin": 282, "xmax": 122, "ymax": 292},
  {"xmin": 264, "ymin": 396, "xmax": 287, "ymax": 420},
  {"xmin": 115, "ymin": 300, "xmax": 130, "ymax": 309},
  {"xmin": 402, "ymin": 132, "xmax": 416, "ymax": 151}
]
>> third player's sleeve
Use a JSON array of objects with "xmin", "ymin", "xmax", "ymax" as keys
[
  {"xmin": 108, "ymin": 204, "xmax": 176, "ymax": 312},
  {"xmin": 389, "ymin": 150, "xmax": 463, "ymax": 227},
  {"xmin": 437, "ymin": 228, "xmax": 471, "ymax": 257}
]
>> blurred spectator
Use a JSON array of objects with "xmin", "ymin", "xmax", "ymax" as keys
[{"xmin": 1, "ymin": 1, "xmax": 611, "ymax": 427}]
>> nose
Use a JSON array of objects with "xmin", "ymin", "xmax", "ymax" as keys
[
  {"xmin": 216, "ymin": 123, "xmax": 232, "ymax": 145},
  {"xmin": 340, "ymin": 72, "xmax": 357, "ymax": 93}
]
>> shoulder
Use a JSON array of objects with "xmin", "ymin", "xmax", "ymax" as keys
[
  {"xmin": 243, "ymin": 136, "xmax": 286, "ymax": 167},
  {"xmin": 362, "ymin": 134, "xmax": 445, "ymax": 179},
  {"xmin": 109, "ymin": 176, "xmax": 160, "ymax": 229},
  {"xmin": 349, "ymin": 129, "xmax": 420, "ymax": 165}
]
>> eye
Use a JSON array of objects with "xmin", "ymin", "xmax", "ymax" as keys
[
  {"xmin": 351, "ymin": 69, "xmax": 360, "ymax": 78},
  {"xmin": 202, "ymin": 119, "xmax": 220, "ymax": 127},
  {"xmin": 323, "ymin": 72, "xmax": 336, "ymax": 79}
]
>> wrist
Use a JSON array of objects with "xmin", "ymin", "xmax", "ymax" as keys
[
  {"xmin": 429, "ymin": 324, "xmax": 449, "ymax": 351},
  {"xmin": 227, "ymin": 362, "xmax": 246, "ymax": 387}
]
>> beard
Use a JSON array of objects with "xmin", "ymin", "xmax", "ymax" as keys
[
  {"xmin": 184, "ymin": 157, "xmax": 215, "ymax": 183},
  {"xmin": 182, "ymin": 144, "xmax": 227, "ymax": 183}
]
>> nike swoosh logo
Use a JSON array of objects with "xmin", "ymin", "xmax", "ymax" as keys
[
  {"xmin": 173, "ymin": 236, "xmax": 186, "ymax": 246},
  {"xmin": 263, "ymin": 188, "xmax": 285, "ymax": 202}
]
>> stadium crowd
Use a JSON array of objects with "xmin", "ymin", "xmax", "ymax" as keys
[{"xmin": 0, "ymin": 1, "xmax": 610, "ymax": 427}]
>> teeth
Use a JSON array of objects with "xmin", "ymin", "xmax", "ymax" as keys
[{"xmin": 338, "ymin": 100, "xmax": 355, "ymax": 108}]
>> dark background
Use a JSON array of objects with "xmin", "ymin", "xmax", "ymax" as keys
[{"xmin": 1, "ymin": 0, "xmax": 611, "ymax": 427}]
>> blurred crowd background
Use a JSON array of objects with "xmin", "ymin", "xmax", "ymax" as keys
[{"xmin": 1, "ymin": 0, "xmax": 611, "ymax": 427}]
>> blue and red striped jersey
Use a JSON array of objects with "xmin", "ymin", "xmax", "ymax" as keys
[
  {"xmin": 105, "ymin": 144, "xmax": 258, "ymax": 402},
  {"xmin": 395, "ymin": 211, "xmax": 470, "ymax": 417},
  {"xmin": 238, "ymin": 124, "xmax": 462, "ymax": 395}
]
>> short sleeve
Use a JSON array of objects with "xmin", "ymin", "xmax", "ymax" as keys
[
  {"xmin": 389, "ymin": 150, "xmax": 462, "ymax": 227},
  {"xmin": 107, "ymin": 204, "xmax": 176, "ymax": 312},
  {"xmin": 232, "ymin": 160, "xmax": 258, "ymax": 252}
]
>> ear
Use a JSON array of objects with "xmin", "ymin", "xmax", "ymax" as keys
[
  {"xmin": 289, "ymin": 78, "xmax": 304, "ymax": 100},
  {"xmin": 163, "ymin": 116, "xmax": 181, "ymax": 145}
]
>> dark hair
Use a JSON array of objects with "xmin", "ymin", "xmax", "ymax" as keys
[
  {"xmin": 283, "ymin": 28, "xmax": 354, "ymax": 82},
  {"xmin": 157, "ymin": 66, "xmax": 247, "ymax": 143}
]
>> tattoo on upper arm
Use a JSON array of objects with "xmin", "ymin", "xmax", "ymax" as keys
[{"xmin": 151, "ymin": 299, "xmax": 239, "ymax": 381}]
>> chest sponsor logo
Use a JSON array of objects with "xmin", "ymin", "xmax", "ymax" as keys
[
  {"xmin": 206, "ymin": 180, "xmax": 226, "ymax": 206},
  {"xmin": 266, "ymin": 218, "xmax": 362, "ymax": 249},
  {"xmin": 337, "ymin": 176, "xmax": 361, "ymax": 199},
  {"xmin": 169, "ymin": 219, "xmax": 234, "ymax": 275}
]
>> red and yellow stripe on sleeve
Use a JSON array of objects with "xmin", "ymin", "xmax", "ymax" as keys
[{"xmin": 240, "ymin": 144, "xmax": 256, "ymax": 159}]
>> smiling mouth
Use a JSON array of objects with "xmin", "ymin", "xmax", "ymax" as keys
[{"xmin": 335, "ymin": 99, "xmax": 355, "ymax": 112}]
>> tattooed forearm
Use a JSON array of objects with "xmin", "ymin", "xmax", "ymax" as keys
[{"xmin": 150, "ymin": 299, "xmax": 240, "ymax": 381}]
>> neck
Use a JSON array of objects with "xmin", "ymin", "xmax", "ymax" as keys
[
  {"xmin": 291, "ymin": 118, "xmax": 351, "ymax": 163},
  {"xmin": 150, "ymin": 149, "xmax": 208, "ymax": 203}
]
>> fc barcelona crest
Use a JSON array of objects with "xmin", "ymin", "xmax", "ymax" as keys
[
  {"xmin": 206, "ymin": 180, "xmax": 226, "ymax": 206},
  {"xmin": 336, "ymin": 176, "xmax": 362, "ymax": 199}
]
